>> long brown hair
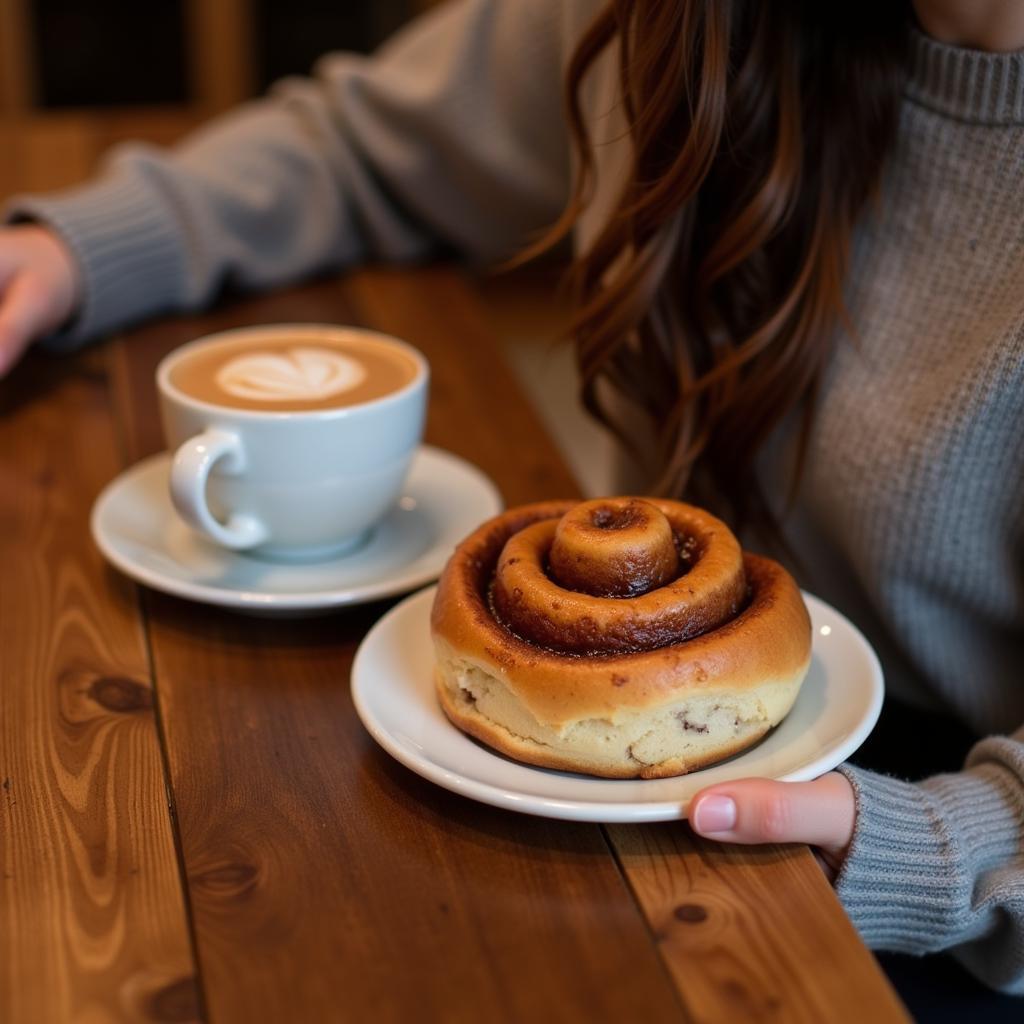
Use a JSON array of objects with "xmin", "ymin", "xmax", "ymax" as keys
[{"xmin": 533, "ymin": 1, "xmax": 909, "ymax": 536}]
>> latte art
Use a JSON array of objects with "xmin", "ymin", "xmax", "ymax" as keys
[
  {"xmin": 167, "ymin": 329, "xmax": 420, "ymax": 412},
  {"xmin": 215, "ymin": 347, "xmax": 367, "ymax": 403}
]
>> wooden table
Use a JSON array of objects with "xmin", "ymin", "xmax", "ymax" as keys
[{"xmin": 0, "ymin": 268, "xmax": 909, "ymax": 1023}]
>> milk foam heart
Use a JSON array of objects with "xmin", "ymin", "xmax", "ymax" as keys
[{"xmin": 215, "ymin": 346, "xmax": 367, "ymax": 403}]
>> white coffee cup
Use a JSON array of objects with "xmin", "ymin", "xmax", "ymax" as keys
[{"xmin": 157, "ymin": 324, "xmax": 429, "ymax": 561}]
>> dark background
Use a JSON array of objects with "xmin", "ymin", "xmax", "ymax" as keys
[{"xmin": 30, "ymin": 0, "xmax": 420, "ymax": 108}]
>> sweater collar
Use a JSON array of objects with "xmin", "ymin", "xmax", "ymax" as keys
[{"xmin": 907, "ymin": 27, "xmax": 1024, "ymax": 125}]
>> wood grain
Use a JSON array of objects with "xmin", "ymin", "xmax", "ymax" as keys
[
  {"xmin": 112, "ymin": 273, "xmax": 687, "ymax": 1023},
  {"xmin": 0, "ymin": 349, "xmax": 198, "ymax": 1022},
  {"xmin": 609, "ymin": 825, "xmax": 908, "ymax": 1022}
]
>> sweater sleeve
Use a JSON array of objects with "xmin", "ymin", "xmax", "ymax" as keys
[
  {"xmin": 835, "ymin": 726, "xmax": 1024, "ymax": 994},
  {"xmin": 1, "ymin": 0, "xmax": 576, "ymax": 349}
]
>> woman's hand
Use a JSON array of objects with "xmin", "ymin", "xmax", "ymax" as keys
[
  {"xmin": 0, "ymin": 225, "xmax": 81, "ymax": 378},
  {"xmin": 689, "ymin": 771, "xmax": 856, "ymax": 881}
]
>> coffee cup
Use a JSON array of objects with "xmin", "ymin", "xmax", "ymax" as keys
[{"xmin": 157, "ymin": 323, "xmax": 428, "ymax": 561}]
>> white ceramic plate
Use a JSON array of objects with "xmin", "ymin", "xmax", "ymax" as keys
[
  {"xmin": 91, "ymin": 446, "xmax": 502, "ymax": 614},
  {"xmin": 352, "ymin": 586, "xmax": 884, "ymax": 822}
]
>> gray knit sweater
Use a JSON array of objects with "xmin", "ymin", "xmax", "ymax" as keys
[{"xmin": 6, "ymin": 0, "xmax": 1024, "ymax": 993}]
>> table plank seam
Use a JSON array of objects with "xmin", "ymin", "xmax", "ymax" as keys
[
  {"xmin": 141, "ymin": 592, "xmax": 212, "ymax": 1024},
  {"xmin": 598, "ymin": 824, "xmax": 694, "ymax": 1023}
]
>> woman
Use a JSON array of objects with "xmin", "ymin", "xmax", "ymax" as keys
[{"xmin": 1, "ymin": 0, "xmax": 1022, "ymax": 1002}]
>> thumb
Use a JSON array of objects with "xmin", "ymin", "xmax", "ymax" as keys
[
  {"xmin": 0, "ymin": 274, "xmax": 54, "ymax": 378},
  {"xmin": 689, "ymin": 773, "xmax": 855, "ymax": 855}
]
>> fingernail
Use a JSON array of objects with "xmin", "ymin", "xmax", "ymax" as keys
[{"xmin": 693, "ymin": 795, "xmax": 736, "ymax": 834}]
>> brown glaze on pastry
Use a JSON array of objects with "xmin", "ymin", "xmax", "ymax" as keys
[
  {"xmin": 548, "ymin": 498, "xmax": 680, "ymax": 596},
  {"xmin": 490, "ymin": 498, "xmax": 746, "ymax": 654}
]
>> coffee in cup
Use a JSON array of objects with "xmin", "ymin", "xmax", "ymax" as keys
[
  {"xmin": 157, "ymin": 324, "xmax": 429, "ymax": 560},
  {"xmin": 168, "ymin": 332, "xmax": 419, "ymax": 412}
]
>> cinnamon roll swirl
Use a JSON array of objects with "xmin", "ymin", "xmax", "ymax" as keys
[{"xmin": 430, "ymin": 498, "xmax": 811, "ymax": 779}]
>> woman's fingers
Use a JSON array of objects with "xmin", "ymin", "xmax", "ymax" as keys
[
  {"xmin": 0, "ymin": 274, "xmax": 52, "ymax": 377},
  {"xmin": 689, "ymin": 772, "xmax": 856, "ymax": 862},
  {"xmin": 0, "ymin": 225, "xmax": 81, "ymax": 379}
]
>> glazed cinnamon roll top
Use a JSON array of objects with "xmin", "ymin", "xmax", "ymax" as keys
[
  {"xmin": 548, "ymin": 498, "xmax": 681, "ymax": 596},
  {"xmin": 489, "ymin": 498, "xmax": 747, "ymax": 655}
]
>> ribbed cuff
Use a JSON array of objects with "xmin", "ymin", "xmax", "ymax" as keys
[
  {"xmin": 4, "ymin": 158, "xmax": 187, "ymax": 349},
  {"xmin": 908, "ymin": 26, "xmax": 1024, "ymax": 125},
  {"xmin": 834, "ymin": 762, "xmax": 1020, "ymax": 954}
]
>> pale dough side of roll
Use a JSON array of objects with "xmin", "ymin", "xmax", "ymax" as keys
[{"xmin": 434, "ymin": 653, "xmax": 805, "ymax": 779}]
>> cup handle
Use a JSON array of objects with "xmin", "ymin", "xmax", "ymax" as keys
[{"xmin": 169, "ymin": 429, "xmax": 268, "ymax": 549}]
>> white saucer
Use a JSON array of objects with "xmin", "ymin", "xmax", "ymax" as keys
[
  {"xmin": 91, "ymin": 447, "xmax": 502, "ymax": 614},
  {"xmin": 352, "ymin": 587, "xmax": 884, "ymax": 822}
]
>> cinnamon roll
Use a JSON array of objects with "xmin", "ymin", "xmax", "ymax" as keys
[{"xmin": 430, "ymin": 498, "xmax": 811, "ymax": 779}]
